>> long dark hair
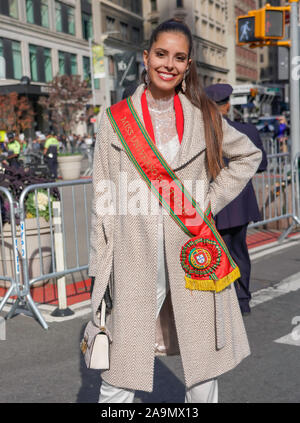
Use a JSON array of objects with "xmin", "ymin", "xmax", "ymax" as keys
[{"xmin": 143, "ymin": 19, "xmax": 224, "ymax": 179}]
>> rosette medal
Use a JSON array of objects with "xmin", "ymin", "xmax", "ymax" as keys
[{"xmin": 181, "ymin": 237, "xmax": 224, "ymax": 291}]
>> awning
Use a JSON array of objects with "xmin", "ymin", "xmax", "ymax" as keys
[{"xmin": 0, "ymin": 83, "xmax": 49, "ymax": 95}]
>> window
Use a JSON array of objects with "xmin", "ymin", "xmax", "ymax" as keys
[
  {"xmin": 151, "ymin": 0, "xmax": 157, "ymax": 12},
  {"xmin": 0, "ymin": 38, "xmax": 22, "ymax": 80},
  {"xmin": 106, "ymin": 16, "xmax": 115, "ymax": 32},
  {"xmin": 55, "ymin": 1, "xmax": 75, "ymax": 35},
  {"xmin": 177, "ymin": 0, "xmax": 183, "ymax": 7},
  {"xmin": 132, "ymin": 27, "xmax": 140, "ymax": 44},
  {"xmin": 55, "ymin": 1, "xmax": 62, "ymax": 32},
  {"xmin": 0, "ymin": 0, "xmax": 19, "ymax": 18},
  {"xmin": 82, "ymin": 13, "xmax": 93, "ymax": 40},
  {"xmin": 120, "ymin": 22, "xmax": 129, "ymax": 41},
  {"xmin": 12, "ymin": 40, "xmax": 22, "ymax": 80},
  {"xmin": 26, "ymin": 0, "xmax": 49, "ymax": 28},
  {"xmin": 67, "ymin": 6, "xmax": 75, "ymax": 35},
  {"xmin": 132, "ymin": 0, "xmax": 141, "ymax": 14},
  {"xmin": 70, "ymin": 53, "xmax": 77, "ymax": 75},
  {"xmin": 29, "ymin": 45, "xmax": 52, "ymax": 82},
  {"xmin": 59, "ymin": 51, "xmax": 77, "ymax": 76}
]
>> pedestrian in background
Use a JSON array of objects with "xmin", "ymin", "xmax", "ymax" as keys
[
  {"xmin": 6, "ymin": 132, "xmax": 21, "ymax": 168},
  {"xmin": 43, "ymin": 132, "xmax": 59, "ymax": 178},
  {"xmin": 274, "ymin": 115, "xmax": 289, "ymax": 153},
  {"xmin": 90, "ymin": 19, "xmax": 262, "ymax": 403},
  {"xmin": 19, "ymin": 134, "xmax": 27, "ymax": 153},
  {"xmin": 32, "ymin": 137, "xmax": 41, "ymax": 152},
  {"xmin": 205, "ymin": 83, "xmax": 268, "ymax": 315}
]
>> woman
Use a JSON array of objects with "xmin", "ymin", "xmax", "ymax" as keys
[
  {"xmin": 274, "ymin": 115, "xmax": 289, "ymax": 153},
  {"xmin": 89, "ymin": 19, "xmax": 262, "ymax": 403}
]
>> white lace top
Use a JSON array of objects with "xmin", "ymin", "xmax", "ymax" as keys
[
  {"xmin": 146, "ymin": 90, "xmax": 180, "ymax": 164},
  {"xmin": 146, "ymin": 90, "xmax": 181, "ymax": 322}
]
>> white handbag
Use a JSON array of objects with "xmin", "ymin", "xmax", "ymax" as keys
[{"xmin": 80, "ymin": 300, "xmax": 111, "ymax": 370}]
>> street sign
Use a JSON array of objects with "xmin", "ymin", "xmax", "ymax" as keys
[
  {"xmin": 230, "ymin": 96, "xmax": 248, "ymax": 106},
  {"xmin": 114, "ymin": 52, "xmax": 137, "ymax": 87}
]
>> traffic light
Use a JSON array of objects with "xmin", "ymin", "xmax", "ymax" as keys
[
  {"xmin": 236, "ymin": 15, "xmax": 258, "ymax": 44},
  {"xmin": 254, "ymin": 5, "xmax": 285, "ymax": 39},
  {"xmin": 236, "ymin": 4, "xmax": 287, "ymax": 45}
]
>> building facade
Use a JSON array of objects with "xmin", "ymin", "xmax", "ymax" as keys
[
  {"xmin": 0, "ymin": 0, "xmax": 144, "ymax": 134},
  {"xmin": 0, "ymin": 0, "xmax": 97, "ymax": 133},
  {"xmin": 92, "ymin": 0, "xmax": 144, "ymax": 107},
  {"xmin": 0, "ymin": 1, "xmax": 96, "ymax": 90}
]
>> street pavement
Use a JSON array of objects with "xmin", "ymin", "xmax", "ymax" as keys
[{"xmin": 1, "ymin": 234, "xmax": 300, "ymax": 403}]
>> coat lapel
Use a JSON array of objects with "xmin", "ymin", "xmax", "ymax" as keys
[{"xmin": 109, "ymin": 84, "xmax": 207, "ymax": 169}]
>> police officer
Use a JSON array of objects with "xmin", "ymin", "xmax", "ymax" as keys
[
  {"xmin": 205, "ymin": 83, "xmax": 268, "ymax": 315},
  {"xmin": 6, "ymin": 132, "xmax": 21, "ymax": 168},
  {"xmin": 43, "ymin": 132, "xmax": 59, "ymax": 178}
]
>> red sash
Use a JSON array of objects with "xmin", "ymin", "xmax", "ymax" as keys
[{"xmin": 107, "ymin": 97, "xmax": 240, "ymax": 292}]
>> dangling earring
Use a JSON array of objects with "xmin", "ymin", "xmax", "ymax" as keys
[
  {"xmin": 181, "ymin": 75, "xmax": 186, "ymax": 93},
  {"xmin": 145, "ymin": 68, "xmax": 150, "ymax": 86}
]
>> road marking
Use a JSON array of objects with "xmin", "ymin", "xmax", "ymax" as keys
[
  {"xmin": 250, "ymin": 271, "xmax": 300, "ymax": 308},
  {"xmin": 274, "ymin": 332, "xmax": 300, "ymax": 347},
  {"xmin": 250, "ymin": 234, "xmax": 300, "ymax": 261},
  {"xmin": 249, "ymin": 271, "xmax": 300, "ymax": 347}
]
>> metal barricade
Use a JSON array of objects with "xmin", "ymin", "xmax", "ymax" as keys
[
  {"xmin": 293, "ymin": 152, "xmax": 300, "ymax": 225},
  {"xmin": 249, "ymin": 152, "xmax": 300, "ymax": 240},
  {"xmin": 261, "ymin": 135, "xmax": 277, "ymax": 156},
  {"xmin": 0, "ymin": 179, "xmax": 93, "ymax": 329},
  {"xmin": 0, "ymin": 187, "xmax": 22, "ymax": 315}
]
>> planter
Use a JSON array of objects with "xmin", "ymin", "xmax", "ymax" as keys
[
  {"xmin": 58, "ymin": 154, "xmax": 83, "ymax": 180},
  {"xmin": 0, "ymin": 218, "xmax": 52, "ymax": 288}
]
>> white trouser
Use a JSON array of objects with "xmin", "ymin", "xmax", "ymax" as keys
[{"xmin": 99, "ymin": 218, "xmax": 218, "ymax": 403}]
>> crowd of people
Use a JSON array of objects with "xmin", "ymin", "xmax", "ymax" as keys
[
  {"xmin": 0, "ymin": 131, "xmax": 96, "ymax": 178},
  {"xmin": 30, "ymin": 132, "xmax": 96, "ymax": 154}
]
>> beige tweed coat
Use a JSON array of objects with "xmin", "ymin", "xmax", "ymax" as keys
[{"xmin": 89, "ymin": 84, "xmax": 262, "ymax": 392}]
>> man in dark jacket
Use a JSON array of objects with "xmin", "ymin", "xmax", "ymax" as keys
[{"xmin": 205, "ymin": 83, "xmax": 268, "ymax": 315}]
